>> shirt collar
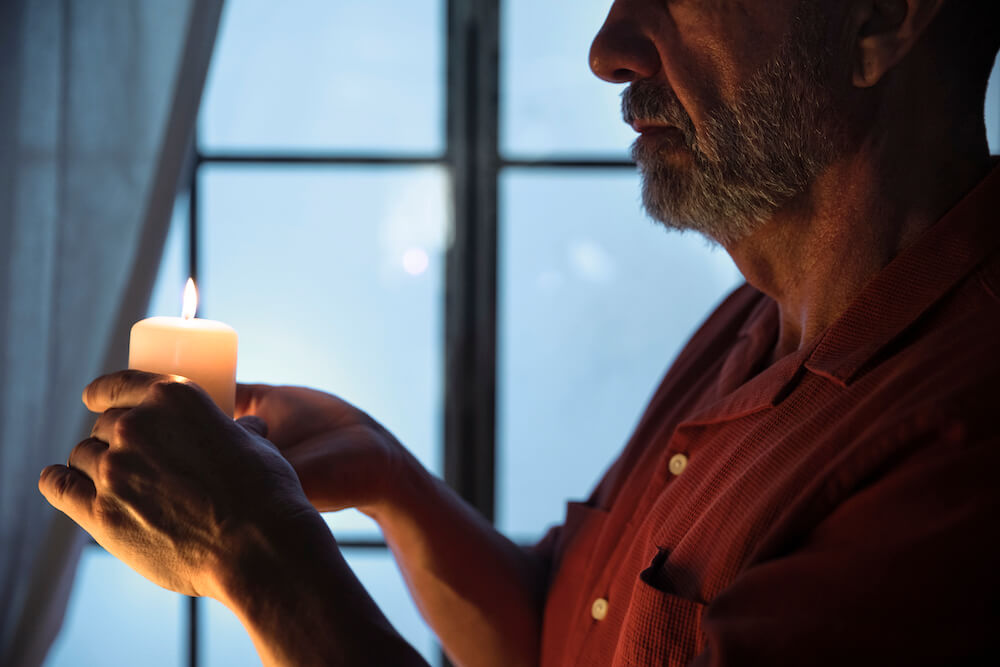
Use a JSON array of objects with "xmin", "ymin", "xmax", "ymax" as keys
[
  {"xmin": 681, "ymin": 159, "xmax": 1000, "ymax": 427},
  {"xmin": 805, "ymin": 160, "xmax": 1000, "ymax": 386}
]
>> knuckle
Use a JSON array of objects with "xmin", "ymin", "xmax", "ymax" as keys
[
  {"xmin": 112, "ymin": 409, "xmax": 150, "ymax": 447},
  {"xmin": 68, "ymin": 440, "xmax": 84, "ymax": 463},
  {"xmin": 110, "ymin": 371, "xmax": 138, "ymax": 404},
  {"xmin": 91, "ymin": 412, "xmax": 110, "ymax": 437},
  {"xmin": 97, "ymin": 453, "xmax": 128, "ymax": 496},
  {"xmin": 121, "ymin": 369, "xmax": 148, "ymax": 388},
  {"xmin": 151, "ymin": 379, "xmax": 185, "ymax": 400},
  {"xmin": 52, "ymin": 469, "xmax": 74, "ymax": 496},
  {"xmin": 87, "ymin": 370, "xmax": 162, "ymax": 410},
  {"xmin": 112, "ymin": 413, "xmax": 134, "ymax": 443},
  {"xmin": 68, "ymin": 440, "xmax": 90, "ymax": 467},
  {"xmin": 49, "ymin": 467, "xmax": 84, "ymax": 498},
  {"xmin": 153, "ymin": 379, "xmax": 203, "ymax": 407},
  {"xmin": 108, "ymin": 378, "xmax": 123, "ymax": 404}
]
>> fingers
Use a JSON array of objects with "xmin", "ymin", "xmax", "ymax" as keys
[
  {"xmin": 82, "ymin": 370, "xmax": 184, "ymax": 413},
  {"xmin": 39, "ymin": 464, "xmax": 95, "ymax": 524},
  {"xmin": 68, "ymin": 437, "xmax": 109, "ymax": 479},
  {"xmin": 90, "ymin": 408, "xmax": 131, "ymax": 446},
  {"xmin": 234, "ymin": 383, "xmax": 270, "ymax": 419},
  {"xmin": 236, "ymin": 415, "xmax": 269, "ymax": 437},
  {"xmin": 236, "ymin": 416, "xmax": 282, "ymax": 455}
]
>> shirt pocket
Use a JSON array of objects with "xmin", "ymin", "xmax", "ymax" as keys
[{"xmin": 612, "ymin": 548, "xmax": 708, "ymax": 667}]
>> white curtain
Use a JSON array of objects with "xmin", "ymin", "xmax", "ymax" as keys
[{"xmin": 0, "ymin": 1, "xmax": 223, "ymax": 665}]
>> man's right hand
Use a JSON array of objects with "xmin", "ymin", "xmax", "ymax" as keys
[
  {"xmin": 234, "ymin": 384, "xmax": 417, "ymax": 517},
  {"xmin": 237, "ymin": 382, "xmax": 545, "ymax": 667}
]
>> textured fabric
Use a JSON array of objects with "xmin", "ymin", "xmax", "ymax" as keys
[
  {"xmin": 536, "ymin": 161, "xmax": 1000, "ymax": 667},
  {"xmin": 0, "ymin": 2, "xmax": 222, "ymax": 665}
]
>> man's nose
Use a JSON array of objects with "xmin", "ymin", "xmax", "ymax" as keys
[{"xmin": 589, "ymin": 1, "xmax": 661, "ymax": 83}]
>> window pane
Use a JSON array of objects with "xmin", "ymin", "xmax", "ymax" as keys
[
  {"xmin": 200, "ymin": 0, "xmax": 444, "ymax": 154},
  {"xmin": 202, "ymin": 548, "xmax": 439, "ymax": 666},
  {"xmin": 146, "ymin": 192, "xmax": 189, "ymax": 318},
  {"xmin": 498, "ymin": 169, "xmax": 744, "ymax": 541},
  {"xmin": 46, "ymin": 547, "xmax": 184, "ymax": 667},
  {"xmin": 501, "ymin": 0, "xmax": 632, "ymax": 158},
  {"xmin": 199, "ymin": 165, "xmax": 447, "ymax": 539}
]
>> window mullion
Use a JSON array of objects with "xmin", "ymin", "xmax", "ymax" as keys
[{"xmin": 443, "ymin": 0, "xmax": 500, "ymax": 526}]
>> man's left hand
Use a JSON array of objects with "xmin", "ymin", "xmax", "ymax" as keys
[{"xmin": 38, "ymin": 370, "xmax": 315, "ymax": 600}]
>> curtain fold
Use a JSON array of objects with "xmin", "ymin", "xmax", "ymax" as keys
[{"xmin": 0, "ymin": 1, "xmax": 223, "ymax": 665}]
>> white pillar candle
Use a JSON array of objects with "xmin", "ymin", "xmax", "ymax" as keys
[{"xmin": 128, "ymin": 278, "xmax": 238, "ymax": 417}]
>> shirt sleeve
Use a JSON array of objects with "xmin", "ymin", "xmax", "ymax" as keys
[
  {"xmin": 692, "ymin": 433, "xmax": 1000, "ymax": 667},
  {"xmin": 526, "ymin": 524, "xmax": 562, "ymax": 577}
]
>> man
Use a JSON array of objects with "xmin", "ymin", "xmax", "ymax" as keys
[{"xmin": 40, "ymin": 0, "xmax": 1000, "ymax": 665}]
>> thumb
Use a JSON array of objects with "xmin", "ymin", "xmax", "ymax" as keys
[
  {"xmin": 236, "ymin": 415, "xmax": 269, "ymax": 438},
  {"xmin": 235, "ymin": 382, "xmax": 271, "ymax": 419}
]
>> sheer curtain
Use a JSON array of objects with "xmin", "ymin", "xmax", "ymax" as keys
[{"xmin": 0, "ymin": 1, "xmax": 223, "ymax": 665}]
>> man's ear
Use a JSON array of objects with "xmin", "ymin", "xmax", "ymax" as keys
[{"xmin": 850, "ymin": 0, "xmax": 945, "ymax": 88}]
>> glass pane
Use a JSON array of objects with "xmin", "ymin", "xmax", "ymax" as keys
[
  {"xmin": 199, "ymin": 165, "xmax": 447, "ymax": 539},
  {"xmin": 146, "ymin": 192, "xmax": 189, "ymax": 318},
  {"xmin": 498, "ymin": 169, "xmax": 744, "ymax": 541},
  {"xmin": 46, "ymin": 547, "xmax": 184, "ymax": 667},
  {"xmin": 501, "ymin": 0, "xmax": 633, "ymax": 158},
  {"xmin": 202, "ymin": 548, "xmax": 439, "ymax": 666},
  {"xmin": 200, "ymin": 0, "xmax": 444, "ymax": 154},
  {"xmin": 987, "ymin": 56, "xmax": 999, "ymax": 153}
]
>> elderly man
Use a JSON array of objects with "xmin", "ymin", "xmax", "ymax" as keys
[{"xmin": 40, "ymin": 0, "xmax": 1000, "ymax": 665}]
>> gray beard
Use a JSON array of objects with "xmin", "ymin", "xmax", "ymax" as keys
[{"xmin": 623, "ymin": 14, "xmax": 842, "ymax": 245}]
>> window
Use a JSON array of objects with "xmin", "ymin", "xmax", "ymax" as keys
[{"xmin": 47, "ymin": 3, "xmax": 1000, "ymax": 667}]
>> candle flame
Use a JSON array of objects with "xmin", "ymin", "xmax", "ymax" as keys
[{"xmin": 182, "ymin": 278, "xmax": 198, "ymax": 320}]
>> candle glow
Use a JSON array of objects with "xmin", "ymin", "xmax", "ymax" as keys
[{"xmin": 128, "ymin": 278, "xmax": 238, "ymax": 417}]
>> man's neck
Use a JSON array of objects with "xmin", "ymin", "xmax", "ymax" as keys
[{"xmin": 724, "ymin": 129, "xmax": 992, "ymax": 365}]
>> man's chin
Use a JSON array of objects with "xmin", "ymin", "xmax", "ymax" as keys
[{"xmin": 637, "ymin": 166, "xmax": 762, "ymax": 246}]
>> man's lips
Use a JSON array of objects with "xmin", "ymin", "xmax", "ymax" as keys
[
  {"xmin": 630, "ymin": 120, "xmax": 674, "ymax": 134},
  {"xmin": 630, "ymin": 122, "xmax": 689, "ymax": 152}
]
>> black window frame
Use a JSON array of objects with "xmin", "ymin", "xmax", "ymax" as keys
[{"xmin": 80, "ymin": 2, "xmax": 636, "ymax": 666}]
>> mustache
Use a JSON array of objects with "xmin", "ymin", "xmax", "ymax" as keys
[{"xmin": 621, "ymin": 80, "xmax": 697, "ymax": 144}]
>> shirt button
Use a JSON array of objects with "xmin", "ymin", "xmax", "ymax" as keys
[
  {"xmin": 591, "ymin": 597, "xmax": 609, "ymax": 621},
  {"xmin": 669, "ymin": 453, "xmax": 689, "ymax": 476}
]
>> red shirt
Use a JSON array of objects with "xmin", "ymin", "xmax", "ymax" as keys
[{"xmin": 535, "ymin": 162, "xmax": 1000, "ymax": 666}]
